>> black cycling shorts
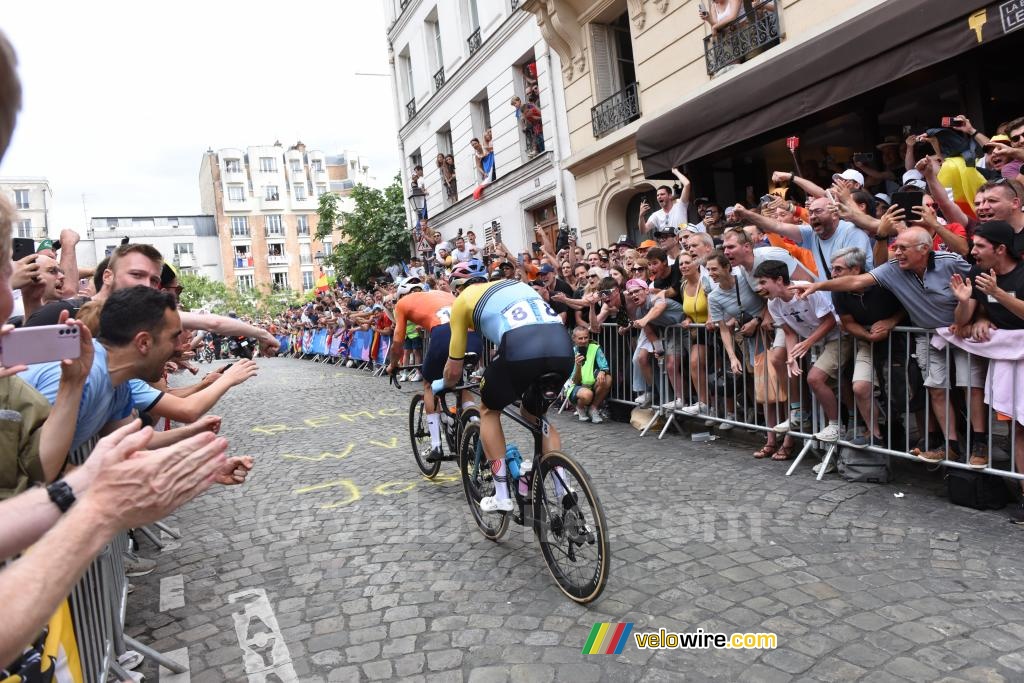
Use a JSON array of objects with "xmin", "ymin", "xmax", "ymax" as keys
[
  {"xmin": 422, "ymin": 323, "xmax": 483, "ymax": 382},
  {"xmin": 480, "ymin": 324, "xmax": 574, "ymax": 413}
]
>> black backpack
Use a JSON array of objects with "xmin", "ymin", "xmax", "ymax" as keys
[{"xmin": 945, "ymin": 469, "xmax": 1009, "ymax": 510}]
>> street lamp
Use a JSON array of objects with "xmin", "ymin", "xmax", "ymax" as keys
[
  {"xmin": 315, "ymin": 250, "xmax": 324, "ymax": 265},
  {"xmin": 407, "ymin": 187, "xmax": 427, "ymax": 217}
]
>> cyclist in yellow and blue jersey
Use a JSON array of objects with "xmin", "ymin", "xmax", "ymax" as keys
[{"xmin": 432, "ymin": 260, "xmax": 574, "ymax": 512}]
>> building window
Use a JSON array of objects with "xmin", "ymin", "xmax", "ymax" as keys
[
  {"xmin": 264, "ymin": 185, "xmax": 280, "ymax": 201},
  {"xmin": 311, "ymin": 159, "xmax": 323, "ymax": 172},
  {"xmin": 16, "ymin": 219, "xmax": 31, "ymax": 238},
  {"xmin": 228, "ymin": 185, "xmax": 246, "ymax": 202},
  {"xmin": 173, "ymin": 242, "xmax": 194, "ymax": 256},
  {"xmin": 234, "ymin": 244, "xmax": 254, "ymax": 268},
  {"xmin": 13, "ymin": 189, "xmax": 29, "ymax": 209},
  {"xmin": 316, "ymin": 184, "xmax": 328, "ymax": 197},
  {"xmin": 296, "ymin": 215, "xmax": 310, "ymax": 236},
  {"xmin": 272, "ymin": 272, "xmax": 289, "ymax": 290},
  {"xmin": 106, "ymin": 218, "xmax": 119, "ymax": 229},
  {"xmin": 300, "ymin": 243, "xmax": 312, "ymax": 264},
  {"xmin": 259, "ymin": 157, "xmax": 276, "ymax": 172},
  {"xmin": 236, "ymin": 274, "xmax": 254, "ymax": 291},
  {"xmin": 230, "ymin": 216, "xmax": 250, "ymax": 237},
  {"xmin": 290, "ymin": 159, "xmax": 302, "ymax": 173},
  {"xmin": 302, "ymin": 270, "xmax": 315, "ymax": 291},
  {"xmin": 293, "ymin": 184, "xmax": 306, "ymax": 201},
  {"xmin": 179, "ymin": 267, "xmax": 197, "ymax": 276},
  {"xmin": 225, "ymin": 159, "xmax": 242, "ymax": 173},
  {"xmin": 589, "ymin": 12, "xmax": 640, "ymax": 138},
  {"xmin": 265, "ymin": 214, "xmax": 284, "ymax": 236}
]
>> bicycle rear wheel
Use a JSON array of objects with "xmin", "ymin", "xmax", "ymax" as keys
[
  {"xmin": 458, "ymin": 422, "xmax": 510, "ymax": 541},
  {"xmin": 531, "ymin": 451, "xmax": 609, "ymax": 603},
  {"xmin": 409, "ymin": 394, "xmax": 441, "ymax": 478}
]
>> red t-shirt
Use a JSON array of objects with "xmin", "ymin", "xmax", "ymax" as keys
[{"xmin": 934, "ymin": 222, "xmax": 967, "ymax": 252}]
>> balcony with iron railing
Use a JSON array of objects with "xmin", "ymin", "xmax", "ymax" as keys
[
  {"xmin": 511, "ymin": 0, "xmax": 520, "ymax": 9},
  {"xmin": 265, "ymin": 227, "xmax": 285, "ymax": 238},
  {"xmin": 234, "ymin": 255, "xmax": 255, "ymax": 269},
  {"xmin": 591, "ymin": 82, "xmax": 641, "ymax": 139},
  {"xmin": 467, "ymin": 27, "xmax": 482, "ymax": 56},
  {"xmin": 433, "ymin": 66, "xmax": 445, "ymax": 90},
  {"xmin": 297, "ymin": 226, "xmax": 311, "ymax": 237},
  {"xmin": 704, "ymin": 0, "xmax": 781, "ymax": 77},
  {"xmin": 406, "ymin": 97, "xmax": 417, "ymax": 120},
  {"xmin": 268, "ymin": 254, "xmax": 289, "ymax": 265}
]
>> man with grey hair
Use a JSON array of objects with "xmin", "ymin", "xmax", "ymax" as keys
[
  {"xmin": 794, "ymin": 228, "xmax": 983, "ymax": 463},
  {"xmin": 829, "ymin": 247, "xmax": 907, "ymax": 448},
  {"xmin": 0, "ymin": 30, "xmax": 19, "ymax": 159}
]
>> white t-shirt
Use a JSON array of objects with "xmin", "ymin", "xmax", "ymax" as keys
[
  {"xmin": 645, "ymin": 201, "xmax": 688, "ymax": 233},
  {"xmin": 451, "ymin": 247, "xmax": 473, "ymax": 262},
  {"xmin": 767, "ymin": 283, "xmax": 839, "ymax": 341},
  {"xmin": 737, "ymin": 246, "xmax": 804, "ymax": 301}
]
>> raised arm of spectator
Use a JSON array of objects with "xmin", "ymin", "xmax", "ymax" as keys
[
  {"xmin": 180, "ymin": 311, "xmax": 280, "ymax": 356},
  {"xmin": 671, "ymin": 167, "xmax": 692, "ymax": 206},
  {"xmin": 917, "ymin": 156, "xmax": 969, "ymax": 227},
  {"xmin": 915, "ymin": 203, "xmax": 968, "ymax": 256},
  {"xmin": 733, "ymin": 203, "xmax": 803, "ymax": 241},
  {"xmin": 37, "ymin": 315, "xmax": 93, "ymax": 481},
  {"xmin": 534, "ymin": 226, "xmax": 557, "ymax": 267},
  {"xmin": 772, "ymin": 171, "xmax": 826, "ymax": 200},
  {"xmin": 143, "ymin": 414, "xmax": 223, "ymax": 449},
  {"xmin": 638, "ymin": 197, "xmax": 653, "ymax": 234},
  {"xmin": 141, "ymin": 360, "xmax": 257, "ymax": 423},
  {"xmin": 793, "ymin": 273, "xmax": 876, "ymax": 298},
  {"xmin": 57, "ymin": 229, "xmax": 81, "ymax": 299},
  {"xmin": 950, "ymin": 114, "xmax": 991, "ymax": 149}
]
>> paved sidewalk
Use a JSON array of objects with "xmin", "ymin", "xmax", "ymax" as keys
[{"xmin": 126, "ymin": 357, "xmax": 1024, "ymax": 682}]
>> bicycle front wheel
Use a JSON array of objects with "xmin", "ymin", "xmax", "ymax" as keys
[
  {"xmin": 531, "ymin": 451, "xmax": 609, "ymax": 603},
  {"xmin": 409, "ymin": 394, "xmax": 441, "ymax": 478},
  {"xmin": 458, "ymin": 422, "xmax": 509, "ymax": 541}
]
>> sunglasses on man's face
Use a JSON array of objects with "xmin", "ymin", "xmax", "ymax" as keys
[
  {"xmin": 631, "ymin": 267, "xmax": 646, "ymax": 272},
  {"xmin": 598, "ymin": 289, "xmax": 614, "ymax": 298},
  {"xmin": 588, "ymin": 274, "xmax": 600, "ymax": 279}
]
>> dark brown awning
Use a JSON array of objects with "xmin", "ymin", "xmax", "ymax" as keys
[{"xmin": 637, "ymin": 0, "xmax": 1015, "ymax": 178}]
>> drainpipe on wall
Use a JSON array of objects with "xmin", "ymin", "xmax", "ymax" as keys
[{"xmin": 544, "ymin": 48, "xmax": 568, "ymax": 232}]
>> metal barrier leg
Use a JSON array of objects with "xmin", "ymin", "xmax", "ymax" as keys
[
  {"xmin": 639, "ymin": 410, "xmax": 661, "ymax": 437},
  {"xmin": 109, "ymin": 659, "xmax": 137, "ymax": 681},
  {"xmin": 153, "ymin": 521, "xmax": 180, "ymax": 539},
  {"xmin": 784, "ymin": 440, "xmax": 815, "ymax": 476},
  {"xmin": 815, "ymin": 443, "xmax": 838, "ymax": 481},
  {"xmin": 136, "ymin": 525, "xmax": 164, "ymax": 549},
  {"xmin": 123, "ymin": 635, "xmax": 187, "ymax": 673}
]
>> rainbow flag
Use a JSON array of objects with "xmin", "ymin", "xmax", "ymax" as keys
[{"xmin": 582, "ymin": 622, "xmax": 633, "ymax": 655}]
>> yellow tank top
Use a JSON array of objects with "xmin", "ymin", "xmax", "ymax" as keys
[{"xmin": 682, "ymin": 280, "xmax": 708, "ymax": 324}]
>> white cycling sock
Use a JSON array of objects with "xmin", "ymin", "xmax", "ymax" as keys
[
  {"xmin": 491, "ymin": 459, "xmax": 510, "ymax": 501},
  {"xmin": 426, "ymin": 413, "xmax": 442, "ymax": 448},
  {"xmin": 462, "ymin": 400, "xmax": 476, "ymax": 411}
]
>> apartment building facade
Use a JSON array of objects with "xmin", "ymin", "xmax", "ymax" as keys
[
  {"xmin": 521, "ymin": 0, "xmax": 1020, "ymax": 246},
  {"xmin": 0, "ymin": 177, "xmax": 51, "ymax": 240},
  {"xmin": 87, "ymin": 215, "xmax": 223, "ymax": 281},
  {"xmin": 199, "ymin": 142, "xmax": 364, "ymax": 293},
  {"xmin": 386, "ymin": 0, "xmax": 580, "ymax": 257}
]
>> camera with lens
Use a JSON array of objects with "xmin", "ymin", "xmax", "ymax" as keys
[{"xmin": 735, "ymin": 311, "xmax": 757, "ymax": 335}]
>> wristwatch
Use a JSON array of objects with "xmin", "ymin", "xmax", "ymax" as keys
[{"xmin": 46, "ymin": 480, "xmax": 76, "ymax": 513}]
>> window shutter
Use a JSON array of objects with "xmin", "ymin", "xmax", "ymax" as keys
[{"xmin": 589, "ymin": 24, "xmax": 616, "ymax": 103}]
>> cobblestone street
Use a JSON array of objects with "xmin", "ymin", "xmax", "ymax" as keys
[{"xmin": 129, "ymin": 357, "xmax": 1024, "ymax": 682}]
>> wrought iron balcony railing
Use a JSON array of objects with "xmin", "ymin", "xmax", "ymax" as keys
[
  {"xmin": 406, "ymin": 97, "xmax": 417, "ymax": 120},
  {"xmin": 703, "ymin": 0, "xmax": 781, "ymax": 76},
  {"xmin": 433, "ymin": 66, "xmax": 445, "ymax": 90},
  {"xmin": 467, "ymin": 28, "xmax": 482, "ymax": 56},
  {"xmin": 591, "ymin": 82, "xmax": 641, "ymax": 139}
]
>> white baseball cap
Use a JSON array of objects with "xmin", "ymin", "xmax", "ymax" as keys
[
  {"xmin": 832, "ymin": 169, "xmax": 865, "ymax": 186},
  {"xmin": 901, "ymin": 169, "xmax": 927, "ymax": 190}
]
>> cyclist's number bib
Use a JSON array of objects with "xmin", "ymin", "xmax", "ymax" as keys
[
  {"xmin": 501, "ymin": 299, "xmax": 560, "ymax": 330},
  {"xmin": 435, "ymin": 306, "xmax": 452, "ymax": 325}
]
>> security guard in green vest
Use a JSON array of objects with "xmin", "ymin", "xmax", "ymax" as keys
[{"xmin": 569, "ymin": 326, "xmax": 611, "ymax": 423}]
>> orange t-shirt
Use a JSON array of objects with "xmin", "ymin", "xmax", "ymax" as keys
[
  {"xmin": 766, "ymin": 233, "xmax": 819, "ymax": 277},
  {"xmin": 391, "ymin": 290, "xmax": 456, "ymax": 344}
]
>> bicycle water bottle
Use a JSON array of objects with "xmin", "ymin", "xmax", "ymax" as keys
[{"xmin": 505, "ymin": 443, "xmax": 523, "ymax": 480}]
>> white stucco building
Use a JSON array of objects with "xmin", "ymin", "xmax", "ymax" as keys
[
  {"xmin": 87, "ymin": 215, "xmax": 224, "ymax": 282},
  {"xmin": 0, "ymin": 177, "xmax": 52, "ymax": 240},
  {"xmin": 386, "ymin": 0, "xmax": 579, "ymax": 257}
]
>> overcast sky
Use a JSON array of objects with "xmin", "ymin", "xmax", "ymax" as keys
[{"xmin": 0, "ymin": 0, "xmax": 400, "ymax": 231}]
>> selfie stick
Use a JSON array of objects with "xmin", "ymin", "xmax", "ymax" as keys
[{"xmin": 786, "ymin": 136, "xmax": 804, "ymax": 179}]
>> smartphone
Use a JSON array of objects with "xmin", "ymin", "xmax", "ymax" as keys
[
  {"xmin": 698, "ymin": 2, "xmax": 707, "ymax": 14},
  {"xmin": 0, "ymin": 324, "xmax": 81, "ymax": 367},
  {"xmin": 531, "ymin": 241, "xmax": 542, "ymax": 253},
  {"xmin": 759, "ymin": 194, "xmax": 775, "ymax": 207},
  {"xmin": 941, "ymin": 116, "xmax": 956, "ymax": 128},
  {"xmin": 902, "ymin": 125, "xmax": 912, "ymax": 137},
  {"xmin": 12, "ymin": 238, "xmax": 34, "ymax": 262},
  {"xmin": 517, "ymin": 253, "xmax": 524, "ymax": 265},
  {"xmin": 892, "ymin": 191, "xmax": 923, "ymax": 220}
]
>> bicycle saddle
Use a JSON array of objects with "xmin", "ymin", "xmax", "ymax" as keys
[{"xmin": 535, "ymin": 372, "xmax": 564, "ymax": 401}]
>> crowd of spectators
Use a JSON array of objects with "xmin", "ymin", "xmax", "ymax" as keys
[{"xmin": 0, "ymin": 33, "xmax": 272, "ymax": 676}]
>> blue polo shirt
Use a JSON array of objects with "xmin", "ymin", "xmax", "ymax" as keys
[
  {"xmin": 18, "ymin": 340, "xmax": 134, "ymax": 451},
  {"xmin": 869, "ymin": 252, "xmax": 972, "ymax": 329},
  {"xmin": 798, "ymin": 220, "xmax": 874, "ymax": 278}
]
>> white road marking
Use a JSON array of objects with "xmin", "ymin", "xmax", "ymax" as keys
[
  {"xmin": 228, "ymin": 588, "xmax": 298, "ymax": 682},
  {"xmin": 158, "ymin": 647, "xmax": 191, "ymax": 683},
  {"xmin": 160, "ymin": 574, "xmax": 185, "ymax": 611}
]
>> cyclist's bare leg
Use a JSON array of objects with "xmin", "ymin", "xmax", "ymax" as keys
[
  {"xmin": 422, "ymin": 381, "xmax": 437, "ymax": 414},
  {"xmin": 479, "ymin": 403, "xmax": 506, "ymax": 463},
  {"xmin": 519, "ymin": 404, "xmax": 561, "ymax": 453}
]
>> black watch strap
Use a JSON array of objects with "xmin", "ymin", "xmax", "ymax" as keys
[{"xmin": 46, "ymin": 480, "xmax": 76, "ymax": 513}]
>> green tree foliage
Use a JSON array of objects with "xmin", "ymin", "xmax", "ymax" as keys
[
  {"xmin": 180, "ymin": 274, "xmax": 301, "ymax": 319},
  {"xmin": 316, "ymin": 175, "xmax": 409, "ymax": 285}
]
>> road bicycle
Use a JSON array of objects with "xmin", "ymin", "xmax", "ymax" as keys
[
  {"xmin": 392, "ymin": 354, "xmax": 481, "ymax": 479},
  {"xmin": 458, "ymin": 371, "xmax": 610, "ymax": 604}
]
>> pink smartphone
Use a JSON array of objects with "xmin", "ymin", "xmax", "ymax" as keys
[{"xmin": 0, "ymin": 324, "xmax": 82, "ymax": 366}]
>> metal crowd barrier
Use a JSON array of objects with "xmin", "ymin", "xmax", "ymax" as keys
[
  {"xmin": 65, "ymin": 437, "xmax": 185, "ymax": 682},
  {"xmin": 595, "ymin": 321, "xmax": 1021, "ymax": 482}
]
